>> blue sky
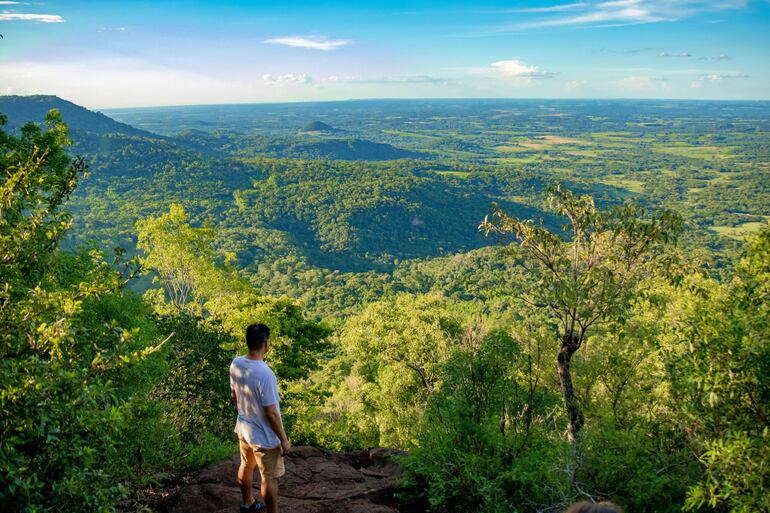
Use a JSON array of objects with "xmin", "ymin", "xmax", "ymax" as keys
[{"xmin": 1, "ymin": 0, "xmax": 769, "ymax": 107}]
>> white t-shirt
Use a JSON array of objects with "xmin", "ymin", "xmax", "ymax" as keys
[{"xmin": 229, "ymin": 356, "xmax": 281, "ymax": 448}]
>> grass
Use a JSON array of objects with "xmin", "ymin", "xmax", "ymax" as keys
[
  {"xmin": 565, "ymin": 149, "xmax": 602, "ymax": 157},
  {"xmin": 434, "ymin": 170, "xmax": 471, "ymax": 178},
  {"xmin": 492, "ymin": 154, "xmax": 567, "ymax": 164},
  {"xmin": 382, "ymin": 130, "xmax": 441, "ymax": 140},
  {"xmin": 654, "ymin": 145, "xmax": 734, "ymax": 160},
  {"xmin": 503, "ymin": 195, "xmax": 531, "ymax": 203},
  {"xmin": 493, "ymin": 145, "xmax": 532, "ymax": 153},
  {"xmin": 599, "ymin": 175, "xmax": 646, "ymax": 194},
  {"xmin": 591, "ymin": 131, "xmax": 640, "ymax": 138},
  {"xmin": 516, "ymin": 135, "xmax": 592, "ymax": 150},
  {"xmin": 710, "ymin": 221, "xmax": 768, "ymax": 240},
  {"xmin": 540, "ymin": 135, "xmax": 586, "ymax": 144}
]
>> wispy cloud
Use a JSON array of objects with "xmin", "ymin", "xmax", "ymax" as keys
[
  {"xmin": 262, "ymin": 73, "xmax": 313, "ymax": 84},
  {"xmin": 484, "ymin": 2, "xmax": 589, "ymax": 14},
  {"xmin": 98, "ymin": 26, "xmax": 127, "ymax": 33},
  {"xmin": 521, "ymin": 2, "xmax": 589, "ymax": 13},
  {"xmin": 488, "ymin": 1, "xmax": 748, "ymax": 31},
  {"xmin": 659, "ymin": 51, "xmax": 692, "ymax": 57},
  {"xmin": 264, "ymin": 35, "xmax": 349, "ymax": 51},
  {"xmin": 691, "ymin": 72, "xmax": 749, "ymax": 88},
  {"xmin": 346, "ymin": 75, "xmax": 454, "ymax": 85},
  {"xmin": 0, "ymin": 13, "xmax": 65, "ymax": 23}
]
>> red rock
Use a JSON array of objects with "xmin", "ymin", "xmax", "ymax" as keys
[{"xmin": 158, "ymin": 447, "xmax": 404, "ymax": 513}]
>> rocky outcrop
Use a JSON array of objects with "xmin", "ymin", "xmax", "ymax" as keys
[{"xmin": 157, "ymin": 447, "xmax": 407, "ymax": 513}]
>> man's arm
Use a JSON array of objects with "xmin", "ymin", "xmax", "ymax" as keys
[
  {"xmin": 263, "ymin": 404, "xmax": 291, "ymax": 454},
  {"xmin": 231, "ymin": 386, "xmax": 237, "ymax": 408}
]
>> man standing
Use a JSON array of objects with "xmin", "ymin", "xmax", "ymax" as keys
[{"xmin": 230, "ymin": 323, "xmax": 291, "ymax": 513}]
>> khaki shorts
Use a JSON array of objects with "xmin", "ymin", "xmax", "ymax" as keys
[{"xmin": 239, "ymin": 439, "xmax": 285, "ymax": 479}]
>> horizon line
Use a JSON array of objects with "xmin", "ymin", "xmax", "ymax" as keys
[
  {"xmin": 94, "ymin": 96, "xmax": 770, "ymax": 111},
  {"xmin": 3, "ymin": 94, "xmax": 770, "ymax": 112}
]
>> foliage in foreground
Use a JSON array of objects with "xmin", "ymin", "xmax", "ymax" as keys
[
  {"xmin": 0, "ymin": 112, "xmax": 166, "ymax": 511},
  {"xmin": 0, "ymin": 112, "xmax": 329, "ymax": 512}
]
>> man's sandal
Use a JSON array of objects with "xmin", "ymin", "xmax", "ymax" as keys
[{"xmin": 239, "ymin": 500, "xmax": 266, "ymax": 512}]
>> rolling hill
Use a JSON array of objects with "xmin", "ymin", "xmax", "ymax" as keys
[{"xmin": 0, "ymin": 95, "xmax": 158, "ymax": 138}]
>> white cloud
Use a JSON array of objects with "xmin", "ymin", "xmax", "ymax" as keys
[
  {"xmin": 3, "ymin": 86, "xmax": 40, "ymax": 94},
  {"xmin": 492, "ymin": 59, "xmax": 539, "ymax": 77},
  {"xmin": 0, "ymin": 13, "xmax": 64, "ymax": 23},
  {"xmin": 262, "ymin": 73, "xmax": 313, "ymax": 84},
  {"xmin": 490, "ymin": 59, "xmax": 554, "ymax": 85},
  {"xmin": 614, "ymin": 75, "xmax": 671, "ymax": 93},
  {"xmin": 494, "ymin": 1, "xmax": 748, "ymax": 31},
  {"xmin": 264, "ymin": 35, "xmax": 349, "ymax": 51}
]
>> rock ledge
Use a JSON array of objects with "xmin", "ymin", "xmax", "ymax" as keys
[{"xmin": 158, "ymin": 446, "xmax": 406, "ymax": 513}]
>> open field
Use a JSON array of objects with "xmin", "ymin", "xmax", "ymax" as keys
[
  {"xmin": 599, "ymin": 175, "xmax": 646, "ymax": 193},
  {"xmin": 654, "ymin": 145, "xmax": 735, "ymax": 160},
  {"xmin": 710, "ymin": 221, "xmax": 769, "ymax": 240}
]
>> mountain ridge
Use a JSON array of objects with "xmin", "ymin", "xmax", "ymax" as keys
[{"xmin": 0, "ymin": 95, "xmax": 159, "ymax": 138}]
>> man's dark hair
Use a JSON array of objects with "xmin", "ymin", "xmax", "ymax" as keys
[{"xmin": 246, "ymin": 323, "xmax": 270, "ymax": 351}]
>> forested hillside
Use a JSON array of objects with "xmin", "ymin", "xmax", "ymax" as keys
[
  {"xmin": 1, "ymin": 99, "xmax": 769, "ymax": 512},
  {"xmin": 56, "ymin": 97, "xmax": 770, "ymax": 316}
]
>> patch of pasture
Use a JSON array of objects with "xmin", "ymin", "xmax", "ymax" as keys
[
  {"xmin": 654, "ymin": 145, "xmax": 735, "ymax": 160},
  {"xmin": 710, "ymin": 221, "xmax": 768, "ymax": 240}
]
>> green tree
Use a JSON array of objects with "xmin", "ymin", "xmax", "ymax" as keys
[
  {"xmin": 1, "ymin": 111, "xmax": 166, "ymax": 511},
  {"xmin": 402, "ymin": 323, "xmax": 567, "ymax": 513},
  {"xmin": 1, "ymin": 110, "xmax": 82, "ymax": 284},
  {"xmin": 136, "ymin": 203, "xmax": 219, "ymax": 314},
  {"xmin": 136, "ymin": 206, "xmax": 331, "ymax": 381},
  {"xmin": 480, "ymin": 185, "xmax": 682, "ymax": 443},
  {"xmin": 669, "ymin": 224, "xmax": 770, "ymax": 512},
  {"xmin": 331, "ymin": 293, "xmax": 464, "ymax": 447}
]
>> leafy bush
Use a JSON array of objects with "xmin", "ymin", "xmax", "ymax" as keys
[
  {"xmin": 401, "ymin": 325, "xmax": 570, "ymax": 512},
  {"xmin": 0, "ymin": 112, "xmax": 147, "ymax": 511}
]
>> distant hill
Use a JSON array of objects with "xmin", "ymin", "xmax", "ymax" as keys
[
  {"xmin": 280, "ymin": 138, "xmax": 423, "ymax": 161},
  {"xmin": 299, "ymin": 120, "xmax": 340, "ymax": 134},
  {"xmin": 173, "ymin": 129, "xmax": 423, "ymax": 161},
  {"xmin": 0, "ymin": 95, "xmax": 157, "ymax": 138}
]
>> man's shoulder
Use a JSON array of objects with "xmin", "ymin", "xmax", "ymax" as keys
[
  {"xmin": 230, "ymin": 355, "xmax": 247, "ymax": 368},
  {"xmin": 255, "ymin": 360, "xmax": 275, "ymax": 374}
]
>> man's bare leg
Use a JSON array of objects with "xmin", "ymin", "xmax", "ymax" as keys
[
  {"xmin": 261, "ymin": 476, "xmax": 279, "ymax": 513},
  {"xmin": 237, "ymin": 460, "xmax": 257, "ymax": 505}
]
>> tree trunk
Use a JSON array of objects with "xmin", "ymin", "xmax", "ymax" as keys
[{"xmin": 557, "ymin": 333, "xmax": 584, "ymax": 443}]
